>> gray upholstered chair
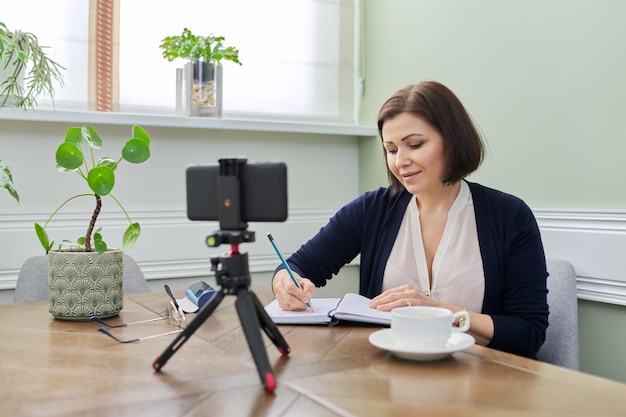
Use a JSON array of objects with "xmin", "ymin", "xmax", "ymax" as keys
[
  {"xmin": 14, "ymin": 254, "xmax": 150, "ymax": 303},
  {"xmin": 536, "ymin": 258, "xmax": 579, "ymax": 370}
]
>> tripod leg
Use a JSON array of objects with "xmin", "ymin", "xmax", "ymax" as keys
[
  {"xmin": 250, "ymin": 291, "xmax": 290, "ymax": 356},
  {"xmin": 153, "ymin": 290, "xmax": 226, "ymax": 371},
  {"xmin": 235, "ymin": 289, "xmax": 279, "ymax": 393}
]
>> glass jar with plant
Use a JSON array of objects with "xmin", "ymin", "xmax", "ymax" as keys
[
  {"xmin": 34, "ymin": 125, "xmax": 151, "ymax": 320},
  {"xmin": 160, "ymin": 28, "xmax": 241, "ymax": 117},
  {"xmin": 0, "ymin": 21, "xmax": 65, "ymax": 109}
]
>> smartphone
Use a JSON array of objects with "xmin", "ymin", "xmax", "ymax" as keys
[{"xmin": 186, "ymin": 160, "xmax": 288, "ymax": 223}]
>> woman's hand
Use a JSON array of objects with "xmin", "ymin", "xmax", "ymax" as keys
[
  {"xmin": 369, "ymin": 284, "xmax": 494, "ymax": 346},
  {"xmin": 369, "ymin": 284, "xmax": 436, "ymax": 311},
  {"xmin": 272, "ymin": 269, "xmax": 315, "ymax": 311}
]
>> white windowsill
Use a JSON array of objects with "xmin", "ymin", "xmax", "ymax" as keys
[{"xmin": 0, "ymin": 108, "xmax": 377, "ymax": 137}]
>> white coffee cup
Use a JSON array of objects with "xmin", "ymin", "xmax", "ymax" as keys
[{"xmin": 391, "ymin": 306, "xmax": 470, "ymax": 349}]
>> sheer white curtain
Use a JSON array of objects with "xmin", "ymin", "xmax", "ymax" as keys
[{"xmin": 2, "ymin": 0, "xmax": 356, "ymax": 123}]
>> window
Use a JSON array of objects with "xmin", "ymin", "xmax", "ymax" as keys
[{"xmin": 2, "ymin": 0, "xmax": 356, "ymax": 123}]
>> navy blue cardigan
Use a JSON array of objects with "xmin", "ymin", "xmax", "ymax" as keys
[{"xmin": 280, "ymin": 181, "xmax": 549, "ymax": 358}]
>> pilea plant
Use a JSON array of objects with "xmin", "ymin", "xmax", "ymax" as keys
[{"xmin": 35, "ymin": 125, "xmax": 151, "ymax": 253}]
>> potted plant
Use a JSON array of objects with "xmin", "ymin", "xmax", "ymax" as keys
[
  {"xmin": 0, "ymin": 21, "xmax": 65, "ymax": 109},
  {"xmin": 34, "ymin": 125, "xmax": 151, "ymax": 320},
  {"xmin": 0, "ymin": 159, "xmax": 19, "ymax": 202},
  {"xmin": 159, "ymin": 28, "xmax": 241, "ymax": 117}
]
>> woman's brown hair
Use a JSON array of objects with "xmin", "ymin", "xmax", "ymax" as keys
[{"xmin": 377, "ymin": 81, "xmax": 484, "ymax": 196}]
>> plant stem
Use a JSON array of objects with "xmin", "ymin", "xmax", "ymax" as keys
[
  {"xmin": 42, "ymin": 193, "xmax": 95, "ymax": 228},
  {"xmin": 108, "ymin": 193, "xmax": 132, "ymax": 223},
  {"xmin": 85, "ymin": 194, "xmax": 102, "ymax": 252}
]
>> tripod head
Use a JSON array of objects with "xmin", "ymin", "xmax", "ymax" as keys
[
  {"xmin": 206, "ymin": 229, "xmax": 255, "ymax": 293},
  {"xmin": 206, "ymin": 229, "xmax": 255, "ymax": 248}
]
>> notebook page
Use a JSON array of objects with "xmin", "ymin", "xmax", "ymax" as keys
[
  {"xmin": 332, "ymin": 293, "xmax": 391, "ymax": 325},
  {"xmin": 265, "ymin": 298, "xmax": 341, "ymax": 324}
]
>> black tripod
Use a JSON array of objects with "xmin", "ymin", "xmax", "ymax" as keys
[{"xmin": 152, "ymin": 230, "xmax": 290, "ymax": 393}]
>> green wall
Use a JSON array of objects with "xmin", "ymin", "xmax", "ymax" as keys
[{"xmin": 358, "ymin": 0, "xmax": 626, "ymax": 383}]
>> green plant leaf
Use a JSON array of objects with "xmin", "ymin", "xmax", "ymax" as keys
[
  {"xmin": 122, "ymin": 139, "xmax": 150, "ymax": 163},
  {"xmin": 132, "ymin": 125, "xmax": 151, "ymax": 145},
  {"xmin": 34, "ymin": 222, "xmax": 52, "ymax": 253},
  {"xmin": 122, "ymin": 223, "xmax": 141, "ymax": 251},
  {"xmin": 64, "ymin": 127, "xmax": 83, "ymax": 145},
  {"xmin": 0, "ymin": 162, "xmax": 19, "ymax": 202},
  {"xmin": 87, "ymin": 166, "xmax": 115, "ymax": 195},
  {"xmin": 94, "ymin": 239, "xmax": 107, "ymax": 253},
  {"xmin": 0, "ymin": 162, "xmax": 14, "ymax": 181},
  {"xmin": 56, "ymin": 142, "xmax": 84, "ymax": 171},
  {"xmin": 96, "ymin": 157, "xmax": 116, "ymax": 168},
  {"xmin": 81, "ymin": 125, "xmax": 103, "ymax": 149},
  {"xmin": 2, "ymin": 183, "xmax": 19, "ymax": 202}
]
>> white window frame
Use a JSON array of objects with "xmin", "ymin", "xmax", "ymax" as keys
[{"xmin": 2, "ymin": 0, "xmax": 357, "ymax": 124}]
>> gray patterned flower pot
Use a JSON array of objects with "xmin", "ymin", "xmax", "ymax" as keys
[{"xmin": 48, "ymin": 249, "xmax": 124, "ymax": 320}]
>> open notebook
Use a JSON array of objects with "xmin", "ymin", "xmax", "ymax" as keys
[{"xmin": 264, "ymin": 293, "xmax": 391, "ymax": 326}]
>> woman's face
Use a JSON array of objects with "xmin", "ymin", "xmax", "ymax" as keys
[{"xmin": 381, "ymin": 112, "xmax": 447, "ymax": 196}]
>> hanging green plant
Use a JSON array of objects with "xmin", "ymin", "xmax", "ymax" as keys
[{"xmin": 0, "ymin": 21, "xmax": 65, "ymax": 109}]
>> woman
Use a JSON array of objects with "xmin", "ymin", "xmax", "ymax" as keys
[{"xmin": 272, "ymin": 81, "xmax": 548, "ymax": 358}]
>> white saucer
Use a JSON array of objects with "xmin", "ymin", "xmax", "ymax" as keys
[{"xmin": 368, "ymin": 329, "xmax": 475, "ymax": 361}]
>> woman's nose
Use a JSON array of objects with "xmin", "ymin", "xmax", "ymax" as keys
[{"xmin": 395, "ymin": 149, "xmax": 410, "ymax": 168}]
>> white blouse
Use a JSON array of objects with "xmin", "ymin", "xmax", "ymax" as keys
[{"xmin": 382, "ymin": 181, "xmax": 485, "ymax": 312}]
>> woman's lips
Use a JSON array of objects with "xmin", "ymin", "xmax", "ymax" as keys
[{"xmin": 401, "ymin": 171, "xmax": 420, "ymax": 181}]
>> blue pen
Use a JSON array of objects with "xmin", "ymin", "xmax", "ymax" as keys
[{"xmin": 267, "ymin": 233, "xmax": 313, "ymax": 312}]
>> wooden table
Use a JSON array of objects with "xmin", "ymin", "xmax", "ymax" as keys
[{"xmin": 1, "ymin": 287, "xmax": 625, "ymax": 417}]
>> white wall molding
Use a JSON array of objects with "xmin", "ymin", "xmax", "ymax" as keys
[
  {"xmin": 0, "ymin": 208, "xmax": 336, "ymax": 291},
  {"xmin": 534, "ymin": 208, "xmax": 626, "ymax": 306},
  {"xmin": 4, "ymin": 207, "xmax": 626, "ymax": 306}
]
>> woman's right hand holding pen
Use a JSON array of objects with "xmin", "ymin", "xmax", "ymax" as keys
[{"xmin": 272, "ymin": 269, "xmax": 315, "ymax": 311}]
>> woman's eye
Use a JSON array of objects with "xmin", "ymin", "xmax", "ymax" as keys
[
  {"xmin": 409, "ymin": 142, "xmax": 424, "ymax": 149},
  {"xmin": 386, "ymin": 148, "xmax": 397, "ymax": 155}
]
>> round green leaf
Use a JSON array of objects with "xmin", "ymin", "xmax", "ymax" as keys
[
  {"xmin": 87, "ymin": 166, "xmax": 115, "ymax": 195},
  {"xmin": 56, "ymin": 142, "xmax": 84, "ymax": 170},
  {"xmin": 81, "ymin": 125, "xmax": 103, "ymax": 149},
  {"xmin": 122, "ymin": 223, "xmax": 141, "ymax": 251},
  {"xmin": 132, "ymin": 125, "xmax": 151, "ymax": 145},
  {"xmin": 96, "ymin": 157, "xmax": 116, "ymax": 168},
  {"xmin": 64, "ymin": 127, "xmax": 83, "ymax": 145},
  {"xmin": 94, "ymin": 239, "xmax": 107, "ymax": 253},
  {"xmin": 122, "ymin": 139, "xmax": 150, "ymax": 163}
]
